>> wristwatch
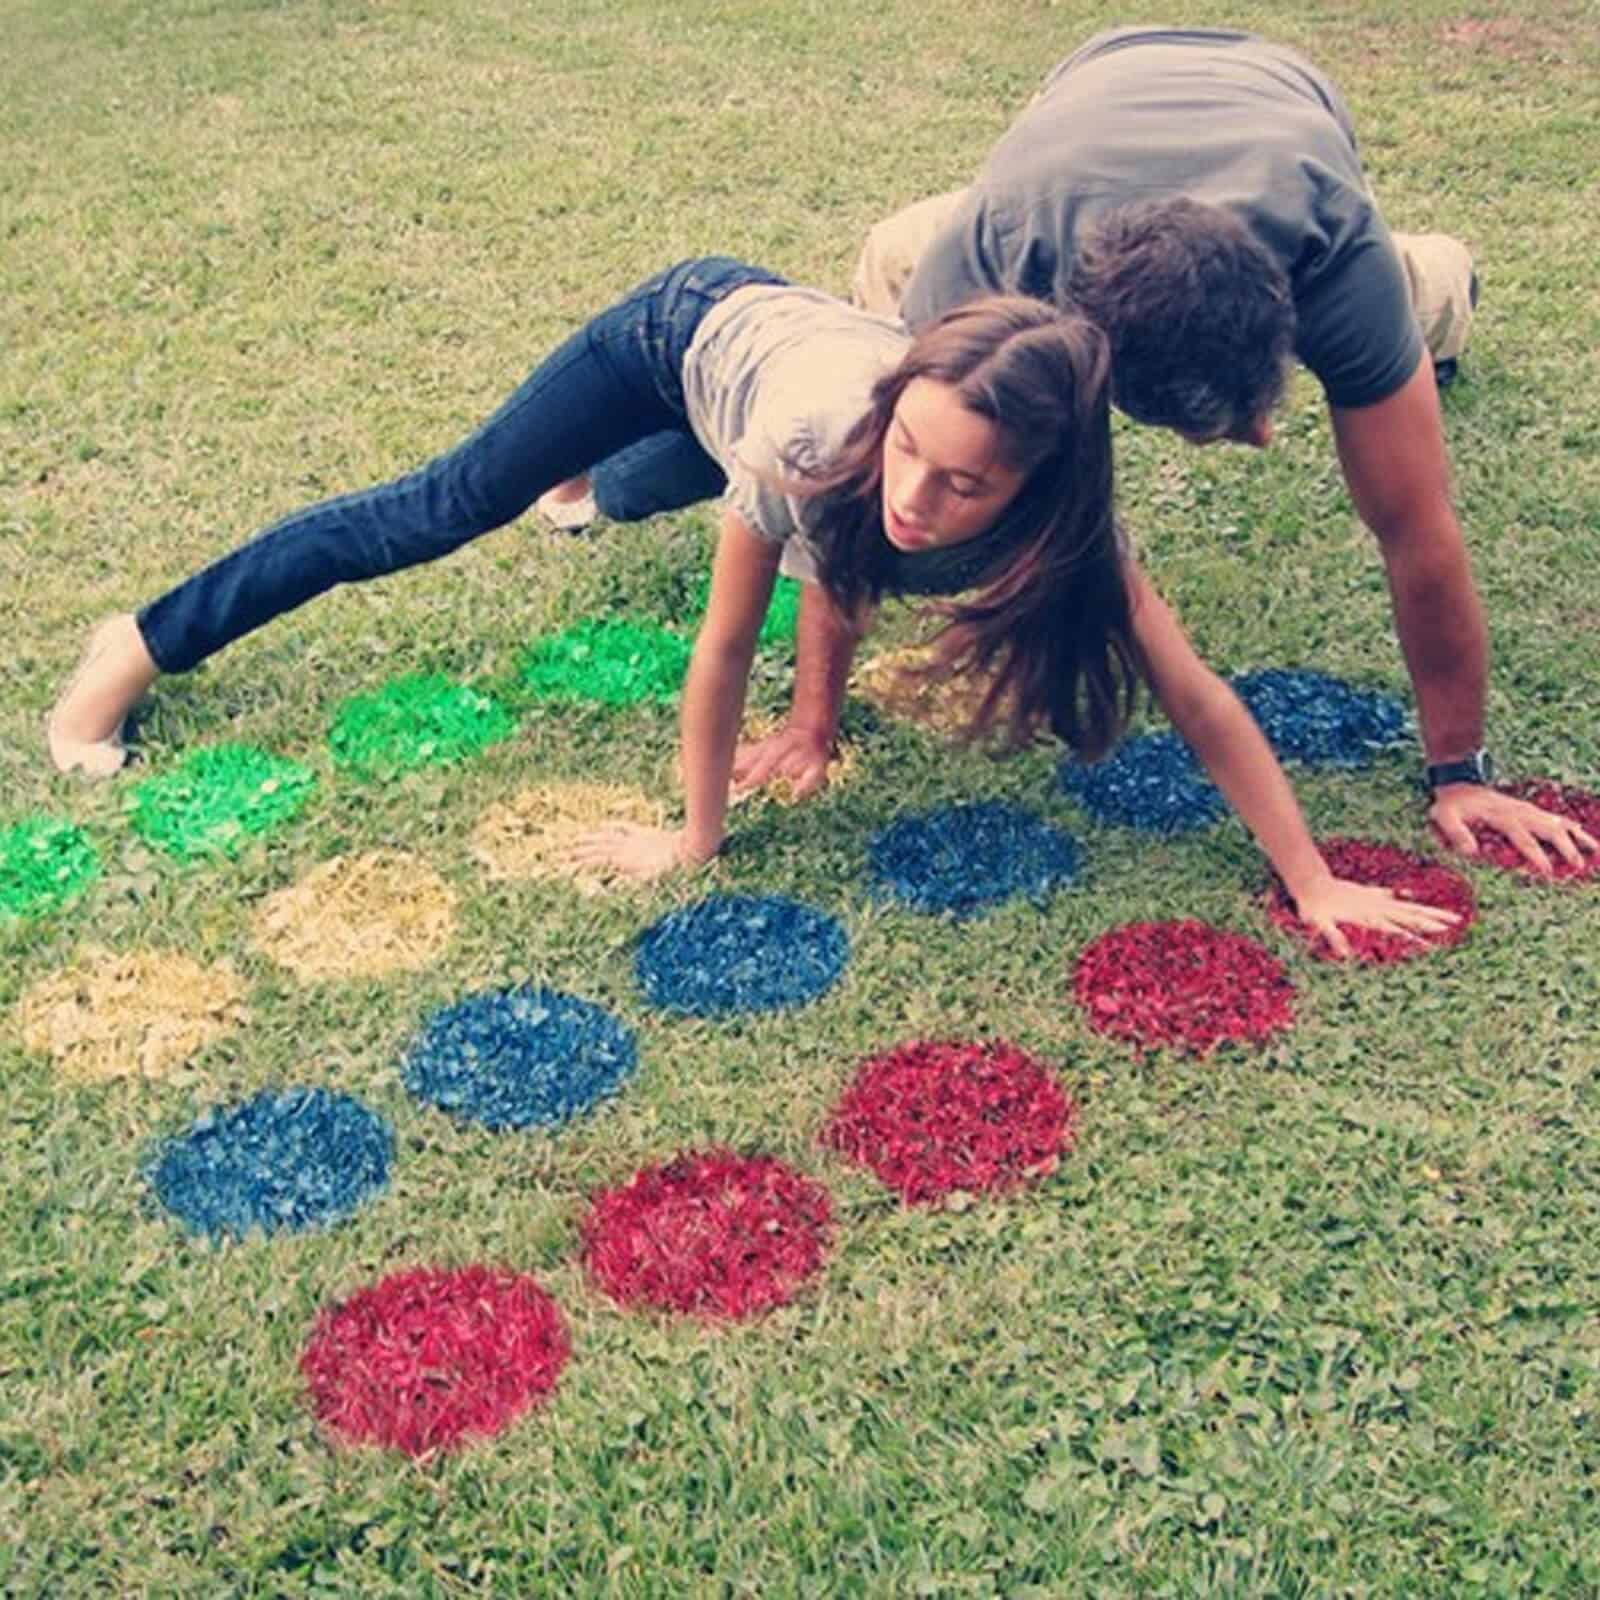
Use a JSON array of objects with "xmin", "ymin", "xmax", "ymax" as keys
[{"xmin": 1424, "ymin": 748, "xmax": 1494, "ymax": 791}]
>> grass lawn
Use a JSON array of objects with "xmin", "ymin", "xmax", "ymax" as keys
[{"xmin": 5, "ymin": 0, "xmax": 1600, "ymax": 1594}]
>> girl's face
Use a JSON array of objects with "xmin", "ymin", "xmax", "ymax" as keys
[{"xmin": 880, "ymin": 378, "xmax": 1027, "ymax": 553}]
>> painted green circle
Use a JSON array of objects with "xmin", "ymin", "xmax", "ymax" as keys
[
  {"xmin": 0, "ymin": 815, "xmax": 101, "ymax": 920},
  {"xmin": 129, "ymin": 745, "xmax": 317, "ymax": 862},
  {"xmin": 329, "ymin": 674, "xmax": 515, "ymax": 778},
  {"xmin": 519, "ymin": 618, "xmax": 692, "ymax": 708}
]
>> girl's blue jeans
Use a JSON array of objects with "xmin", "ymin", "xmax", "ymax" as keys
[{"xmin": 137, "ymin": 256, "xmax": 779, "ymax": 672}]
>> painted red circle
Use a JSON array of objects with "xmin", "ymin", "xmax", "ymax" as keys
[
  {"xmin": 1073, "ymin": 920, "xmax": 1295, "ymax": 1056},
  {"xmin": 580, "ymin": 1149, "xmax": 832, "ymax": 1319},
  {"xmin": 823, "ymin": 1038, "xmax": 1076, "ymax": 1204},
  {"xmin": 300, "ymin": 1265, "xmax": 569, "ymax": 1456},
  {"xmin": 1465, "ymin": 781, "xmax": 1600, "ymax": 881},
  {"xmin": 1267, "ymin": 837, "xmax": 1475, "ymax": 963}
]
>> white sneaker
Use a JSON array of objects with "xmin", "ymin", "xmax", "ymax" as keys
[{"xmin": 536, "ymin": 486, "xmax": 598, "ymax": 533}]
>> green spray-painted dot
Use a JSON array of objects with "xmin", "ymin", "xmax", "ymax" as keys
[
  {"xmin": 520, "ymin": 618, "xmax": 691, "ymax": 708},
  {"xmin": 329, "ymin": 674, "xmax": 515, "ymax": 778},
  {"xmin": 0, "ymin": 815, "xmax": 101, "ymax": 920},
  {"xmin": 691, "ymin": 573, "xmax": 801, "ymax": 649},
  {"xmin": 129, "ymin": 745, "xmax": 317, "ymax": 862}
]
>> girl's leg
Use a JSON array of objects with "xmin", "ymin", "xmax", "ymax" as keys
[
  {"xmin": 49, "ymin": 258, "xmax": 777, "ymax": 769},
  {"xmin": 536, "ymin": 431, "xmax": 728, "ymax": 533}
]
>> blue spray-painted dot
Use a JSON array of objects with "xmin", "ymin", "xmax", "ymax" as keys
[
  {"xmin": 867, "ymin": 800, "xmax": 1082, "ymax": 917},
  {"xmin": 635, "ymin": 893, "xmax": 849, "ymax": 1017},
  {"xmin": 148, "ymin": 1087, "xmax": 393, "ymax": 1241},
  {"xmin": 1058, "ymin": 731, "xmax": 1227, "ymax": 834},
  {"xmin": 1231, "ymin": 668, "xmax": 1408, "ymax": 768},
  {"xmin": 403, "ymin": 986, "xmax": 637, "ymax": 1131}
]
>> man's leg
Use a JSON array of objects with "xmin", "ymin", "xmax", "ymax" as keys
[
  {"xmin": 1392, "ymin": 231, "xmax": 1478, "ymax": 380},
  {"xmin": 850, "ymin": 188, "xmax": 970, "ymax": 316}
]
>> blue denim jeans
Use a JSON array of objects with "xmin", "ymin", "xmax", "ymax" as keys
[
  {"xmin": 137, "ymin": 256, "xmax": 783, "ymax": 672},
  {"xmin": 591, "ymin": 429, "xmax": 727, "ymax": 521}
]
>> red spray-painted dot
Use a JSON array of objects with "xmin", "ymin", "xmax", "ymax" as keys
[
  {"xmin": 300, "ymin": 1265, "xmax": 569, "ymax": 1457},
  {"xmin": 1267, "ymin": 836, "xmax": 1475, "ymax": 963},
  {"xmin": 1465, "ymin": 782, "xmax": 1600, "ymax": 881},
  {"xmin": 823, "ymin": 1038, "xmax": 1076, "ymax": 1205},
  {"xmin": 580, "ymin": 1149, "xmax": 832, "ymax": 1319},
  {"xmin": 1073, "ymin": 919, "xmax": 1295, "ymax": 1057}
]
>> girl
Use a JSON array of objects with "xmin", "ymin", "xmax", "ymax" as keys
[{"xmin": 48, "ymin": 255, "xmax": 1453, "ymax": 955}]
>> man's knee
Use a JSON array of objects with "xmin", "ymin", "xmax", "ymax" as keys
[
  {"xmin": 1393, "ymin": 232, "xmax": 1476, "ymax": 364},
  {"xmin": 850, "ymin": 188, "xmax": 971, "ymax": 315}
]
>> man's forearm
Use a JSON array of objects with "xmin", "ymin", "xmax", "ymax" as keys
[
  {"xmin": 787, "ymin": 583, "xmax": 868, "ymax": 738},
  {"xmin": 1381, "ymin": 525, "xmax": 1489, "ymax": 764},
  {"xmin": 1328, "ymin": 362, "xmax": 1489, "ymax": 765}
]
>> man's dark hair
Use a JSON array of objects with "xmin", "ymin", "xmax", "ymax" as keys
[{"xmin": 1068, "ymin": 198, "xmax": 1296, "ymax": 438}]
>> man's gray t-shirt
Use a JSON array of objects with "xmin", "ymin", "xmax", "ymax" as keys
[
  {"xmin": 681, "ymin": 283, "xmax": 906, "ymax": 583},
  {"xmin": 900, "ymin": 26, "xmax": 1424, "ymax": 409}
]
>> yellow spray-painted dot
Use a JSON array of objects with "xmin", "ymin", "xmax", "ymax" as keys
[
  {"xmin": 19, "ymin": 948, "xmax": 249, "ymax": 1081},
  {"xmin": 253, "ymin": 849, "xmax": 457, "ymax": 981},
  {"xmin": 470, "ymin": 782, "xmax": 667, "ymax": 895},
  {"xmin": 850, "ymin": 645, "xmax": 1010, "ymax": 739}
]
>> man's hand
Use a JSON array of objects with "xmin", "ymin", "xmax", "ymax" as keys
[
  {"xmin": 567, "ymin": 824, "xmax": 712, "ymax": 883},
  {"xmin": 1291, "ymin": 874, "xmax": 1461, "ymax": 960},
  {"xmin": 1428, "ymin": 784, "xmax": 1598, "ymax": 876},
  {"xmin": 731, "ymin": 724, "xmax": 835, "ymax": 802}
]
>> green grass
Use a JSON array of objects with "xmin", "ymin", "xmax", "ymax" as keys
[{"xmin": 6, "ymin": 1, "xmax": 1600, "ymax": 1594}]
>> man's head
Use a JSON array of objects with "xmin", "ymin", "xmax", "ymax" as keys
[{"xmin": 1068, "ymin": 198, "xmax": 1296, "ymax": 444}]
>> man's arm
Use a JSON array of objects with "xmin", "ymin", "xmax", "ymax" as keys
[
  {"xmin": 1329, "ymin": 352, "xmax": 1487, "ymax": 764},
  {"xmin": 1330, "ymin": 354, "xmax": 1593, "ymax": 871},
  {"xmin": 730, "ymin": 581, "xmax": 873, "ymax": 800}
]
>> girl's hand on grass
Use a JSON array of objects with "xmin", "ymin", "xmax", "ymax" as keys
[
  {"xmin": 1292, "ymin": 876, "xmax": 1461, "ymax": 960},
  {"xmin": 731, "ymin": 724, "xmax": 834, "ymax": 801},
  {"xmin": 567, "ymin": 824, "xmax": 709, "ymax": 882},
  {"xmin": 1428, "ymin": 784, "xmax": 1598, "ymax": 876}
]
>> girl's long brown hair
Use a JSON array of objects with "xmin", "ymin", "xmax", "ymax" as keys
[{"xmin": 805, "ymin": 296, "xmax": 1139, "ymax": 758}]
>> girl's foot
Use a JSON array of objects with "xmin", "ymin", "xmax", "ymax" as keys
[
  {"xmin": 535, "ymin": 475, "xmax": 598, "ymax": 533},
  {"xmin": 46, "ymin": 614, "xmax": 159, "ymax": 777}
]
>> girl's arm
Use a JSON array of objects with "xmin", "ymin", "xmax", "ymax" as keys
[
  {"xmin": 1126, "ymin": 561, "xmax": 1460, "ymax": 957},
  {"xmin": 573, "ymin": 509, "xmax": 780, "ymax": 880}
]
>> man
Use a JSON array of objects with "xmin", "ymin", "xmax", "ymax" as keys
[
  {"xmin": 546, "ymin": 26, "xmax": 1587, "ymax": 870},
  {"xmin": 747, "ymin": 24, "xmax": 1581, "ymax": 870}
]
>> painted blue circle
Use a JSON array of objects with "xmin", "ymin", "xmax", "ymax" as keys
[
  {"xmin": 867, "ymin": 800, "xmax": 1081, "ymax": 918},
  {"xmin": 1058, "ymin": 730, "xmax": 1226, "ymax": 833},
  {"xmin": 148, "ymin": 1087, "xmax": 393, "ymax": 1241},
  {"xmin": 635, "ymin": 893, "xmax": 849, "ymax": 1016},
  {"xmin": 1231, "ymin": 668, "xmax": 1408, "ymax": 768},
  {"xmin": 402, "ymin": 985, "xmax": 637, "ymax": 1131}
]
